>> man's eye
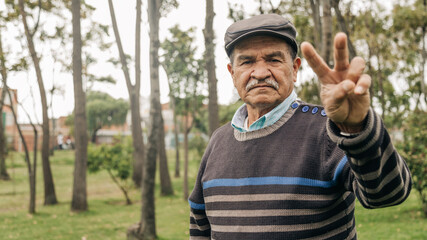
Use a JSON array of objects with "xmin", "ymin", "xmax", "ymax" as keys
[
  {"xmin": 241, "ymin": 61, "xmax": 252, "ymax": 65},
  {"xmin": 270, "ymin": 59, "xmax": 282, "ymax": 63}
]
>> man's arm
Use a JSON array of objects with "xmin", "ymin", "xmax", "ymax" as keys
[
  {"xmin": 302, "ymin": 32, "xmax": 411, "ymax": 207},
  {"xmin": 327, "ymin": 108, "xmax": 412, "ymax": 208},
  {"xmin": 189, "ymin": 202, "xmax": 211, "ymax": 239},
  {"xmin": 188, "ymin": 160, "xmax": 211, "ymax": 239}
]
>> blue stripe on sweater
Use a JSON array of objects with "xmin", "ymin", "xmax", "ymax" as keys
[
  {"xmin": 202, "ymin": 156, "xmax": 348, "ymax": 190},
  {"xmin": 188, "ymin": 200, "xmax": 206, "ymax": 210}
]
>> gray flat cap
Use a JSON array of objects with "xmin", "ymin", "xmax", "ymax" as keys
[{"xmin": 224, "ymin": 14, "xmax": 298, "ymax": 57}]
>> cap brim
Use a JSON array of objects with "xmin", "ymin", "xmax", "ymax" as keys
[{"xmin": 225, "ymin": 30, "xmax": 298, "ymax": 56}]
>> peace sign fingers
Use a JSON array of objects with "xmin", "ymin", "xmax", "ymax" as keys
[
  {"xmin": 333, "ymin": 32, "xmax": 350, "ymax": 72},
  {"xmin": 300, "ymin": 41, "xmax": 331, "ymax": 80}
]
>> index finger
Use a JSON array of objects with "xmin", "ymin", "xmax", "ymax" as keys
[
  {"xmin": 301, "ymin": 42, "xmax": 330, "ymax": 78},
  {"xmin": 334, "ymin": 32, "xmax": 349, "ymax": 71}
]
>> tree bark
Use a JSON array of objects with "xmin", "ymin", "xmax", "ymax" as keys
[
  {"xmin": 127, "ymin": 0, "xmax": 161, "ymax": 239},
  {"xmin": 321, "ymin": 0, "xmax": 332, "ymax": 67},
  {"xmin": 158, "ymin": 113, "xmax": 173, "ymax": 195},
  {"xmin": 331, "ymin": 0, "xmax": 357, "ymax": 59},
  {"xmin": 421, "ymin": 0, "xmax": 426, "ymax": 105},
  {"xmin": 171, "ymin": 97, "xmax": 180, "ymax": 178},
  {"xmin": 0, "ymin": 30, "xmax": 10, "ymax": 180},
  {"xmin": 309, "ymin": 0, "xmax": 322, "ymax": 49},
  {"xmin": 19, "ymin": 0, "xmax": 57, "ymax": 205},
  {"xmin": 4, "ymin": 86, "xmax": 36, "ymax": 214},
  {"xmin": 108, "ymin": 0, "xmax": 145, "ymax": 187},
  {"xmin": 204, "ymin": 0, "xmax": 219, "ymax": 136},
  {"xmin": 71, "ymin": 0, "xmax": 88, "ymax": 212},
  {"xmin": 183, "ymin": 111, "xmax": 189, "ymax": 201}
]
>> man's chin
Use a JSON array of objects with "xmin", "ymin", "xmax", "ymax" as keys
[{"xmin": 246, "ymin": 98, "xmax": 282, "ymax": 110}]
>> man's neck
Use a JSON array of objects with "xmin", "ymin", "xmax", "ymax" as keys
[{"xmin": 246, "ymin": 104, "xmax": 278, "ymax": 126}]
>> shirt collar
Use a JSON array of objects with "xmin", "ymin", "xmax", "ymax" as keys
[{"xmin": 231, "ymin": 90, "xmax": 297, "ymax": 132}]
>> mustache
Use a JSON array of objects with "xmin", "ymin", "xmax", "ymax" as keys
[{"xmin": 245, "ymin": 79, "xmax": 279, "ymax": 91}]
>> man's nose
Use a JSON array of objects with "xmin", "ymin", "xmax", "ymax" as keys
[{"xmin": 250, "ymin": 61, "xmax": 271, "ymax": 80}]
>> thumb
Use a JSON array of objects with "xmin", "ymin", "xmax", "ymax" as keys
[{"xmin": 329, "ymin": 80, "xmax": 355, "ymax": 104}]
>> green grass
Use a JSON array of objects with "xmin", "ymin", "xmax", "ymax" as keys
[
  {"xmin": 355, "ymin": 193, "xmax": 427, "ymax": 239},
  {"xmin": 0, "ymin": 150, "xmax": 426, "ymax": 239}
]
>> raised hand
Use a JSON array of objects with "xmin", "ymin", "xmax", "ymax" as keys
[{"xmin": 301, "ymin": 33, "xmax": 371, "ymax": 133}]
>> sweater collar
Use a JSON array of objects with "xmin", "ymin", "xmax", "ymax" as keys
[{"xmin": 231, "ymin": 90, "xmax": 297, "ymax": 132}]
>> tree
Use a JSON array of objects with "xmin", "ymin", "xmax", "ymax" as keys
[
  {"xmin": 157, "ymin": 114, "xmax": 173, "ymax": 195},
  {"xmin": 0, "ymin": 26, "xmax": 10, "ymax": 180},
  {"xmin": 108, "ymin": 0, "xmax": 146, "ymax": 188},
  {"xmin": 320, "ymin": 0, "xmax": 332, "ymax": 66},
  {"xmin": 1, "ymin": 76, "xmax": 38, "ymax": 213},
  {"xmin": 398, "ymin": 110, "xmax": 427, "ymax": 216},
  {"xmin": 85, "ymin": 91, "xmax": 129, "ymax": 143},
  {"xmin": 127, "ymin": 0, "xmax": 161, "ymax": 239},
  {"xmin": 88, "ymin": 139, "xmax": 134, "ymax": 205},
  {"xmin": 161, "ymin": 25, "xmax": 206, "ymax": 200},
  {"xmin": 392, "ymin": 0, "xmax": 427, "ymax": 109},
  {"xmin": 204, "ymin": 0, "xmax": 219, "ymax": 136},
  {"xmin": 331, "ymin": 0, "xmax": 356, "ymax": 59},
  {"xmin": 140, "ymin": 0, "xmax": 160, "ymax": 237},
  {"xmin": 18, "ymin": 0, "xmax": 57, "ymax": 205},
  {"xmin": 71, "ymin": 0, "xmax": 88, "ymax": 212}
]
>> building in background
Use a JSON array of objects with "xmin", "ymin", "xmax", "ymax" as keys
[{"xmin": 1, "ymin": 88, "xmax": 18, "ymax": 152}]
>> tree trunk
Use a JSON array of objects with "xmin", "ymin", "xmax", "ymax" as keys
[
  {"xmin": 127, "ymin": 0, "xmax": 161, "ymax": 239},
  {"xmin": 90, "ymin": 128, "xmax": 99, "ymax": 144},
  {"xmin": 108, "ymin": 0, "xmax": 145, "ymax": 187},
  {"xmin": 204, "ymin": 0, "xmax": 219, "ymax": 136},
  {"xmin": 309, "ymin": 0, "xmax": 322, "ymax": 49},
  {"xmin": 71, "ymin": 0, "xmax": 88, "ymax": 212},
  {"xmin": 18, "ymin": 0, "xmax": 57, "ymax": 205},
  {"xmin": 49, "ymin": 88, "xmax": 55, "ymax": 156},
  {"xmin": 421, "ymin": 0, "xmax": 426, "ymax": 105},
  {"xmin": 377, "ymin": 55, "xmax": 385, "ymax": 120},
  {"xmin": 183, "ymin": 110, "xmax": 189, "ymax": 201},
  {"xmin": 321, "ymin": 0, "xmax": 332, "ymax": 67},
  {"xmin": 0, "ymin": 30, "xmax": 10, "ymax": 180},
  {"xmin": 171, "ymin": 98, "xmax": 180, "ymax": 178},
  {"xmin": 158, "ymin": 113, "xmax": 173, "ymax": 195},
  {"xmin": 4, "ymin": 86, "xmax": 36, "ymax": 214},
  {"xmin": 331, "ymin": 0, "xmax": 357, "ymax": 59}
]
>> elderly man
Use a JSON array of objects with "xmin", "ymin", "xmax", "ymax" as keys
[{"xmin": 189, "ymin": 14, "xmax": 411, "ymax": 239}]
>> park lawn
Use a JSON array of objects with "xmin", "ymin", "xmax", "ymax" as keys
[{"xmin": 0, "ymin": 150, "xmax": 426, "ymax": 239}]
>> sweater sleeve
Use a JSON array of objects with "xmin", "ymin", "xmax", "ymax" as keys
[
  {"xmin": 327, "ymin": 108, "xmax": 412, "ymax": 208},
  {"xmin": 188, "ymin": 146, "xmax": 212, "ymax": 239}
]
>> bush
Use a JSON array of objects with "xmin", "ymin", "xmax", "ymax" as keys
[
  {"xmin": 398, "ymin": 110, "xmax": 427, "ymax": 216},
  {"xmin": 87, "ymin": 137, "xmax": 134, "ymax": 204}
]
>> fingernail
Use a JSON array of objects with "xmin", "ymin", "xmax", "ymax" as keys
[
  {"xmin": 355, "ymin": 86, "xmax": 364, "ymax": 94},
  {"xmin": 343, "ymin": 82, "xmax": 351, "ymax": 92}
]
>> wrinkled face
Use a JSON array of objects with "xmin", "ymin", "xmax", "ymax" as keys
[{"xmin": 228, "ymin": 35, "xmax": 301, "ymax": 111}]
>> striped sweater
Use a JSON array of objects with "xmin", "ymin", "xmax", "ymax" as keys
[{"xmin": 188, "ymin": 102, "xmax": 411, "ymax": 239}]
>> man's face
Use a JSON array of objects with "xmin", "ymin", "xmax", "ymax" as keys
[{"xmin": 227, "ymin": 35, "xmax": 301, "ymax": 111}]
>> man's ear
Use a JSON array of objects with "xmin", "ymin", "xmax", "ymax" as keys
[
  {"xmin": 227, "ymin": 63, "xmax": 233, "ymax": 75},
  {"xmin": 293, "ymin": 57, "xmax": 302, "ymax": 82},
  {"xmin": 227, "ymin": 63, "xmax": 236, "ymax": 86}
]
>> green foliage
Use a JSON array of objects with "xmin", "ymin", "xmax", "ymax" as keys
[
  {"xmin": 160, "ymin": 0, "xmax": 179, "ymax": 17},
  {"xmin": 296, "ymin": 78, "xmax": 321, "ymax": 105},
  {"xmin": 397, "ymin": 110, "xmax": 427, "ymax": 216},
  {"xmin": 87, "ymin": 137, "xmax": 134, "ymax": 204},
  {"xmin": 219, "ymin": 99, "xmax": 244, "ymax": 126},
  {"xmin": 86, "ymin": 91, "xmax": 129, "ymax": 141},
  {"xmin": 65, "ymin": 91, "xmax": 129, "ymax": 142},
  {"xmin": 188, "ymin": 134, "xmax": 208, "ymax": 160},
  {"xmin": 161, "ymin": 25, "xmax": 207, "ymax": 136},
  {"xmin": 87, "ymin": 139, "xmax": 132, "ymax": 179}
]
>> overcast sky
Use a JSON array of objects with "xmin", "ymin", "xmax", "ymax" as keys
[
  {"xmin": 2, "ymin": 0, "xmax": 263, "ymax": 123},
  {"xmin": 2, "ymin": 0, "xmax": 398, "ymax": 123}
]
